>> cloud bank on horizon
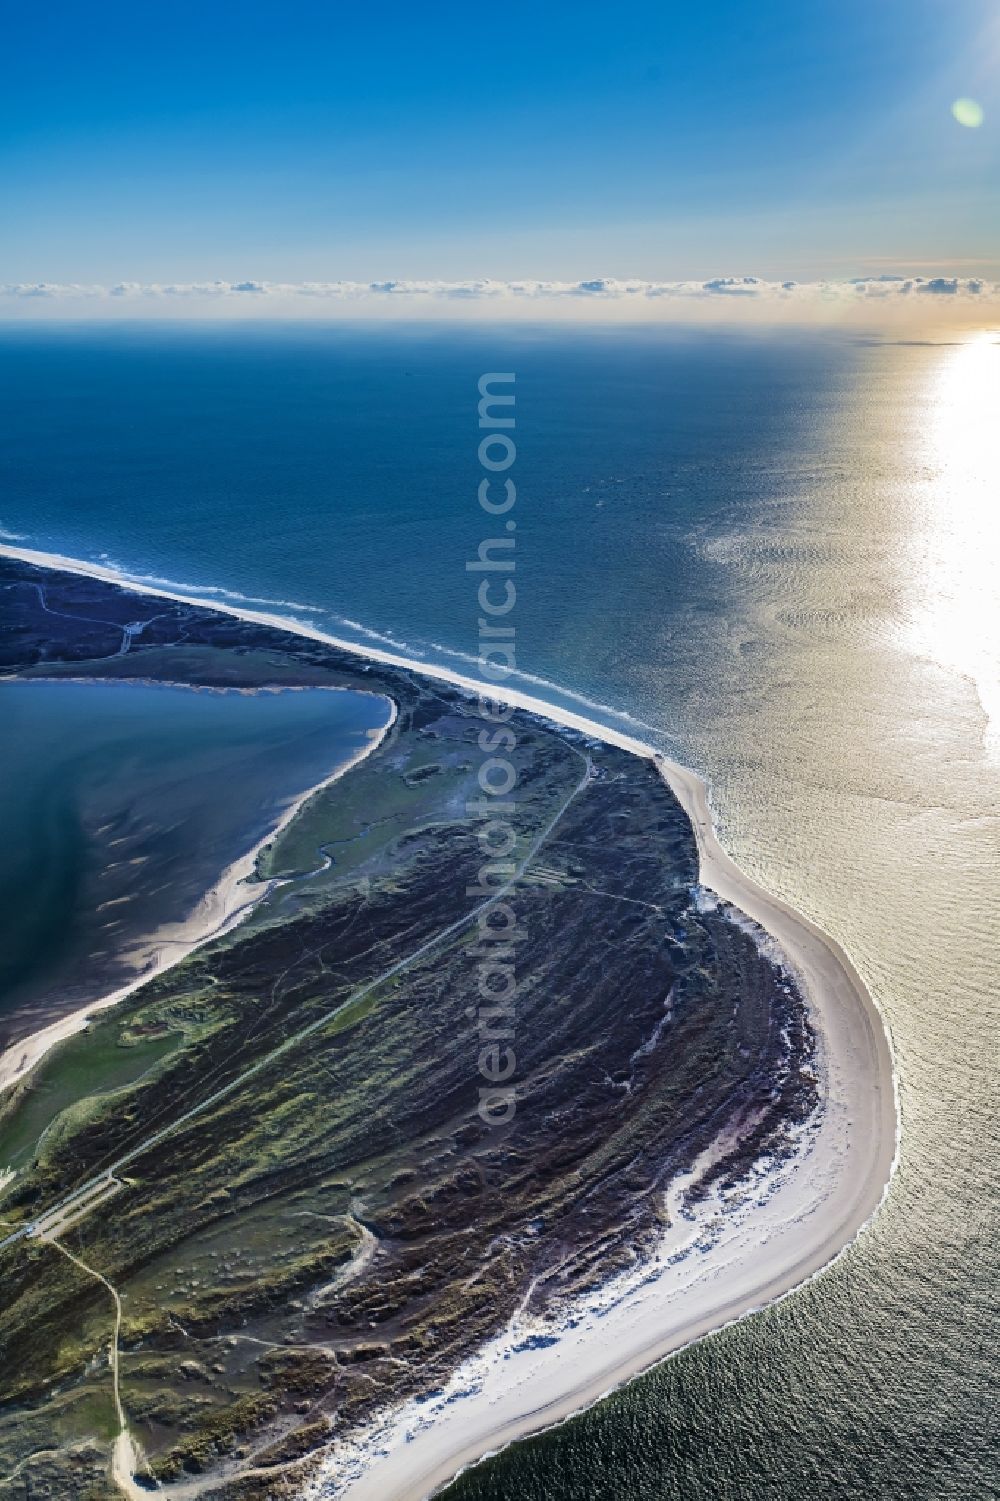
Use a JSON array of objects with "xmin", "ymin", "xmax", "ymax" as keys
[{"xmin": 1, "ymin": 274, "xmax": 995, "ymax": 323}]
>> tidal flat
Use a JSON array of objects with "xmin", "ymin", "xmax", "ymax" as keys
[
  {"xmin": 0, "ymin": 557, "xmax": 821, "ymax": 1499},
  {"xmin": 0, "ymin": 675, "xmax": 391, "ymax": 1064}
]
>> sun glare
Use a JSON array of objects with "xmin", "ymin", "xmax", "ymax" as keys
[
  {"xmin": 951, "ymin": 97, "xmax": 985, "ymax": 127},
  {"xmin": 906, "ymin": 332, "xmax": 1000, "ymax": 748}
]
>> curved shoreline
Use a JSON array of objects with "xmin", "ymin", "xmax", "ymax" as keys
[
  {"xmin": 0, "ymin": 543, "xmax": 899, "ymax": 1499},
  {"xmin": 0, "ymin": 665, "xmax": 396, "ymax": 1097},
  {"xmin": 306, "ymin": 763, "xmax": 898, "ymax": 1501}
]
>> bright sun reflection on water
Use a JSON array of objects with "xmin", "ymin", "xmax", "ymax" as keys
[{"xmin": 905, "ymin": 331, "xmax": 1000, "ymax": 752}]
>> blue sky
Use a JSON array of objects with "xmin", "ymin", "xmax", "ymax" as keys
[{"xmin": 2, "ymin": 0, "xmax": 997, "ymax": 311}]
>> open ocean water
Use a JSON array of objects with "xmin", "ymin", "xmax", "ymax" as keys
[{"xmin": 0, "ymin": 324, "xmax": 996, "ymax": 1500}]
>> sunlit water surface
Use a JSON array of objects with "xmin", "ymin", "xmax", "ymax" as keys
[{"xmin": 0, "ymin": 325, "xmax": 996, "ymax": 1499}]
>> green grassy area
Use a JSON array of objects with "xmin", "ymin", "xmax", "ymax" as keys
[
  {"xmin": 258, "ymin": 745, "xmax": 478, "ymax": 885},
  {"xmin": 0, "ymin": 1380, "xmax": 119, "ymax": 1489},
  {"xmin": 0, "ymin": 566, "xmax": 815, "ymax": 1499},
  {"xmin": 58, "ymin": 1386, "xmax": 120, "ymax": 1445},
  {"xmin": 0, "ymin": 1019, "xmax": 181, "ymax": 1174},
  {"xmin": 21, "ymin": 642, "xmax": 341, "ymax": 691}
]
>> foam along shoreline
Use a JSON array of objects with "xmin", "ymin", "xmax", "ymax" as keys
[
  {"xmin": 0, "ymin": 543, "xmax": 899, "ymax": 1498},
  {"xmin": 0, "ymin": 666, "xmax": 396, "ymax": 1096},
  {"xmin": 303, "ymin": 766, "xmax": 899, "ymax": 1501}
]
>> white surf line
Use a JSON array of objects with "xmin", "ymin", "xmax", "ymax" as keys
[
  {"xmin": 0, "ymin": 543, "xmax": 660, "ymax": 757},
  {"xmin": 299, "ymin": 795, "xmax": 896, "ymax": 1488},
  {"xmin": 306, "ymin": 767, "xmax": 899, "ymax": 1501},
  {"xmin": 0, "ymin": 543, "xmax": 900, "ymax": 1500}
]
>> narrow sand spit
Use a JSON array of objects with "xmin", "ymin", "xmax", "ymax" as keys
[
  {"xmin": 299, "ymin": 760, "xmax": 897, "ymax": 1501},
  {"xmin": 0, "ymin": 663, "xmax": 395, "ymax": 1095},
  {"xmin": 0, "ymin": 544, "xmax": 899, "ymax": 1501}
]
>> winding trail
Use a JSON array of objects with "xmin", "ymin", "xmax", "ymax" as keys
[
  {"xmin": 301, "ymin": 757, "xmax": 898, "ymax": 1501},
  {"xmin": 45, "ymin": 1239, "xmax": 126, "ymax": 1433},
  {"xmin": 42, "ymin": 1236, "xmax": 154, "ymax": 1498},
  {"xmin": 0, "ymin": 748, "xmax": 591, "ymax": 1252},
  {"xmin": 0, "ymin": 544, "xmax": 900, "ymax": 1501}
]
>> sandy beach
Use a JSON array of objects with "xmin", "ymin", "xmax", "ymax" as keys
[
  {"xmin": 0, "ymin": 543, "xmax": 899, "ymax": 1500},
  {"xmin": 0, "ymin": 657, "xmax": 395, "ymax": 1095},
  {"xmin": 299, "ymin": 758, "xmax": 898, "ymax": 1501}
]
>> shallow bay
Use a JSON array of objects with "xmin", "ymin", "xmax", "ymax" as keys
[
  {"xmin": 0, "ymin": 677, "xmax": 388, "ymax": 1050},
  {"xmin": 0, "ymin": 325, "xmax": 995, "ymax": 1499}
]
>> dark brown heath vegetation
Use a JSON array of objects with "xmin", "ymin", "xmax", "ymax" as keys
[{"xmin": 0, "ymin": 560, "xmax": 817, "ymax": 1495}]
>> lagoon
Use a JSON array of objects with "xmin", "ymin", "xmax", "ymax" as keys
[{"xmin": 0, "ymin": 676, "xmax": 389, "ymax": 1052}]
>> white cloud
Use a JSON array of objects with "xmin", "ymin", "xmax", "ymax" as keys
[
  {"xmin": 1, "ymin": 275, "xmax": 996, "ymax": 320},
  {"xmin": 702, "ymin": 276, "xmax": 762, "ymax": 295}
]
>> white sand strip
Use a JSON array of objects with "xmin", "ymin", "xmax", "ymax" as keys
[
  {"xmin": 0, "ymin": 543, "xmax": 899, "ymax": 1500},
  {"xmin": 0, "ymin": 656, "xmax": 395, "ymax": 1096},
  {"xmin": 299, "ymin": 765, "xmax": 898, "ymax": 1501}
]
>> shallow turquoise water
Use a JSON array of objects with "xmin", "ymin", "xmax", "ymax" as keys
[
  {"xmin": 0, "ymin": 326, "xmax": 995, "ymax": 1499},
  {"xmin": 0, "ymin": 677, "xmax": 388, "ymax": 1048}
]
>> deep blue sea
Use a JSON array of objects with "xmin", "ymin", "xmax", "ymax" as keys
[
  {"xmin": 0, "ymin": 322, "xmax": 873, "ymax": 735},
  {"xmin": 0, "ymin": 323, "xmax": 996, "ymax": 1500}
]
